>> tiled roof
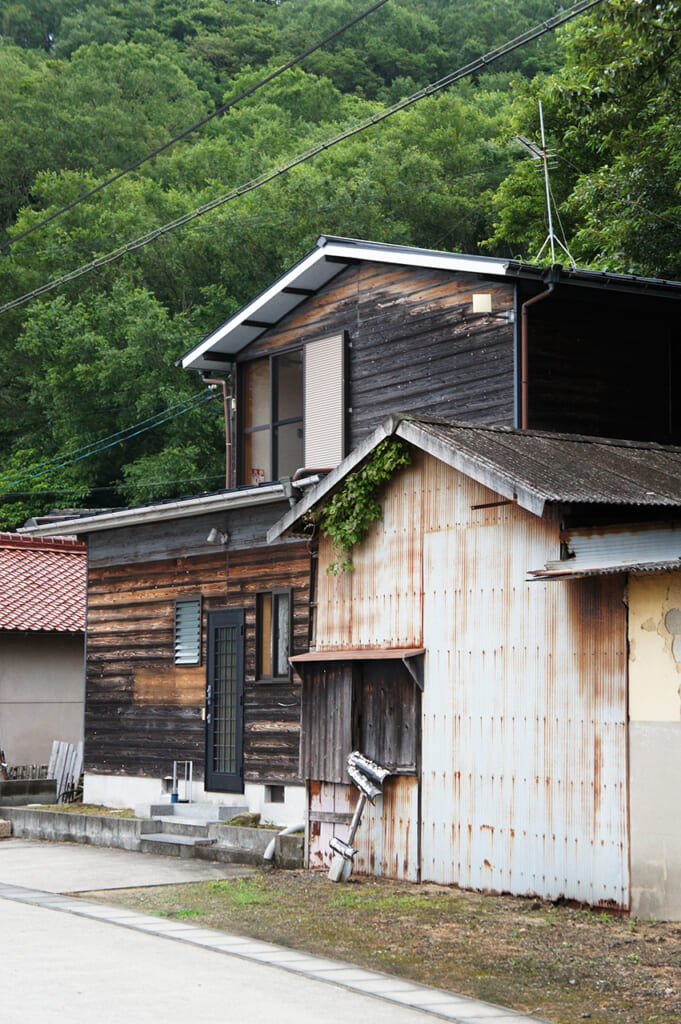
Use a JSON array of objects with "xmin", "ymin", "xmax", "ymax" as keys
[{"xmin": 0, "ymin": 534, "xmax": 86, "ymax": 633}]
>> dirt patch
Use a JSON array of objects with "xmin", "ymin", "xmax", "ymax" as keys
[
  {"xmin": 82, "ymin": 870, "xmax": 681, "ymax": 1023},
  {"xmin": 31, "ymin": 803, "xmax": 136, "ymax": 818}
]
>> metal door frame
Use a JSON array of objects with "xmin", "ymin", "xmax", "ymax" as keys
[{"xmin": 205, "ymin": 609, "xmax": 244, "ymax": 792}]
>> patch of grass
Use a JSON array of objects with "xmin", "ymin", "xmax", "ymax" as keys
[{"xmin": 206, "ymin": 876, "xmax": 272, "ymax": 907}]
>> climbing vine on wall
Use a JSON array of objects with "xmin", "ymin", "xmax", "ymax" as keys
[{"xmin": 318, "ymin": 437, "xmax": 412, "ymax": 575}]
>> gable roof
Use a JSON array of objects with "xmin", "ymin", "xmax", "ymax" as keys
[
  {"xmin": 268, "ymin": 414, "xmax": 681, "ymax": 542},
  {"xmin": 0, "ymin": 534, "xmax": 86, "ymax": 633},
  {"xmin": 181, "ymin": 235, "xmax": 681, "ymax": 372}
]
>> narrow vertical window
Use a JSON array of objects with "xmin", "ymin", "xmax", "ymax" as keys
[
  {"xmin": 174, "ymin": 598, "xmax": 202, "ymax": 665},
  {"xmin": 257, "ymin": 590, "xmax": 291, "ymax": 679}
]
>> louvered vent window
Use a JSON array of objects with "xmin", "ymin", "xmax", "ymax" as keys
[{"xmin": 174, "ymin": 598, "xmax": 202, "ymax": 666}]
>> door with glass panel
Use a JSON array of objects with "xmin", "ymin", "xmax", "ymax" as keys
[{"xmin": 205, "ymin": 609, "xmax": 244, "ymax": 792}]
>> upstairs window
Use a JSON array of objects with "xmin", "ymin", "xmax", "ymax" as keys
[
  {"xmin": 174, "ymin": 598, "xmax": 202, "ymax": 666},
  {"xmin": 242, "ymin": 352, "xmax": 303, "ymax": 485},
  {"xmin": 240, "ymin": 335, "xmax": 345, "ymax": 485}
]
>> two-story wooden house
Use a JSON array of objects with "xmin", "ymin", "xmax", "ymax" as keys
[{"xmin": 24, "ymin": 235, "xmax": 681, "ymax": 824}]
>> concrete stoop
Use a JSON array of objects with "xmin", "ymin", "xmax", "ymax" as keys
[{"xmin": 0, "ymin": 805, "xmax": 304, "ymax": 869}]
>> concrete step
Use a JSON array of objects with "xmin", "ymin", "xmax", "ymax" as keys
[
  {"xmin": 138, "ymin": 803, "xmax": 245, "ymax": 822},
  {"xmin": 139, "ymin": 833, "xmax": 216, "ymax": 859},
  {"xmin": 152, "ymin": 818, "xmax": 213, "ymax": 838}
]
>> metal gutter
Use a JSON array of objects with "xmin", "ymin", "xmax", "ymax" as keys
[
  {"xmin": 528, "ymin": 559, "xmax": 681, "ymax": 581},
  {"xmin": 21, "ymin": 478, "xmax": 321, "ymax": 538}
]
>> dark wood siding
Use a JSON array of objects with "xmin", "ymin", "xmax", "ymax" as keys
[
  {"xmin": 525, "ymin": 288, "xmax": 681, "ymax": 443},
  {"xmin": 85, "ymin": 508, "xmax": 310, "ymax": 786},
  {"xmin": 300, "ymin": 660, "xmax": 420, "ymax": 783},
  {"xmin": 237, "ymin": 262, "xmax": 516, "ymax": 455}
]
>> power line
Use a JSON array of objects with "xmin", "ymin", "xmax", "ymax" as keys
[
  {"xmin": 0, "ymin": 0, "xmax": 604, "ymax": 318},
  {"xmin": 0, "ymin": 0, "xmax": 391, "ymax": 253},
  {"xmin": 0, "ymin": 390, "xmax": 219, "ymax": 490},
  {"xmin": 7, "ymin": 165, "xmax": 517, "ymax": 261}
]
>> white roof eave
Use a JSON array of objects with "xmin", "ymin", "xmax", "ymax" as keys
[
  {"xmin": 20, "ymin": 482, "xmax": 297, "ymax": 538},
  {"xmin": 181, "ymin": 237, "xmax": 512, "ymax": 370}
]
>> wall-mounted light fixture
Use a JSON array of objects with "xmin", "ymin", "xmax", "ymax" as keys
[
  {"xmin": 472, "ymin": 292, "xmax": 493, "ymax": 314},
  {"xmin": 206, "ymin": 528, "xmax": 229, "ymax": 546},
  {"xmin": 471, "ymin": 292, "xmax": 515, "ymax": 323}
]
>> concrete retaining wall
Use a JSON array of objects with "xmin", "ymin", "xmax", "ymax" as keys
[
  {"xmin": 0, "ymin": 808, "xmax": 154, "ymax": 850},
  {"xmin": 0, "ymin": 808, "xmax": 305, "ymax": 868}
]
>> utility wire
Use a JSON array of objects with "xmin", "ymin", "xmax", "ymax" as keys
[
  {"xmin": 0, "ymin": 391, "xmax": 219, "ymax": 490},
  {"xmin": 9, "ymin": 164, "xmax": 517, "ymax": 261},
  {"xmin": 0, "ymin": 0, "xmax": 604, "ymax": 318},
  {"xmin": 0, "ymin": 0, "xmax": 391, "ymax": 253},
  {"xmin": 0, "ymin": 389, "xmax": 216, "ymax": 486}
]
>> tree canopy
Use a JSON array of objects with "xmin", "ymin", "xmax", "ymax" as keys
[{"xmin": 0, "ymin": 0, "xmax": 677, "ymax": 528}]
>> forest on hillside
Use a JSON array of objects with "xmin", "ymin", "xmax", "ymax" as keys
[{"xmin": 0, "ymin": 0, "xmax": 679, "ymax": 528}]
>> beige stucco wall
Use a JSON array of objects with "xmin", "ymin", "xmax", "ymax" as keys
[
  {"xmin": 628, "ymin": 572, "xmax": 681, "ymax": 920},
  {"xmin": 0, "ymin": 633, "xmax": 84, "ymax": 765},
  {"xmin": 628, "ymin": 573, "xmax": 681, "ymax": 722}
]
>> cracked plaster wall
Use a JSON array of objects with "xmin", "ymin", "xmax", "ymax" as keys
[{"xmin": 627, "ymin": 572, "xmax": 681, "ymax": 920}]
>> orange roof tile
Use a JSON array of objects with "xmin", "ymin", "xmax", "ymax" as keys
[{"xmin": 0, "ymin": 534, "xmax": 86, "ymax": 633}]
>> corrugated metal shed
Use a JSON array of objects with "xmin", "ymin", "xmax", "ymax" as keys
[
  {"xmin": 406, "ymin": 418, "xmax": 681, "ymax": 512},
  {"xmin": 270, "ymin": 415, "xmax": 681, "ymax": 542}
]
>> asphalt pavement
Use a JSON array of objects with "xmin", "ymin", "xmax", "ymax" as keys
[{"xmin": 0, "ymin": 838, "xmax": 550, "ymax": 1024}]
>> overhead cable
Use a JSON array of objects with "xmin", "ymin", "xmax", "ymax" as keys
[
  {"xmin": 0, "ymin": 0, "xmax": 604, "ymax": 317},
  {"xmin": 0, "ymin": 390, "xmax": 218, "ymax": 491},
  {"xmin": 0, "ymin": 0, "xmax": 391, "ymax": 252}
]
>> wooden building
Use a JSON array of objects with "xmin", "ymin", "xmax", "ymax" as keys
[
  {"xmin": 23, "ymin": 235, "xmax": 681, "ymax": 824},
  {"xmin": 271, "ymin": 415, "xmax": 681, "ymax": 919}
]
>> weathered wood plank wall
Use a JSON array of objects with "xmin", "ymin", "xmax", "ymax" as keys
[
  {"xmin": 238, "ymin": 261, "xmax": 516, "ymax": 451},
  {"xmin": 86, "ymin": 510, "xmax": 310, "ymax": 786}
]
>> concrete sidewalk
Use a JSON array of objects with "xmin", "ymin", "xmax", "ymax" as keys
[{"xmin": 0, "ymin": 840, "xmax": 552, "ymax": 1024}]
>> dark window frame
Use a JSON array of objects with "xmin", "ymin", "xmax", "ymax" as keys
[
  {"xmin": 256, "ymin": 588, "xmax": 293, "ymax": 681},
  {"xmin": 240, "ymin": 351, "xmax": 304, "ymax": 485}
]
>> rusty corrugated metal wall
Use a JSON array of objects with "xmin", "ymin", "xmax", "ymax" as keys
[{"xmin": 311, "ymin": 450, "xmax": 629, "ymax": 906}]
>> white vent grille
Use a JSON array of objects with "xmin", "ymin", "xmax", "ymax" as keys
[
  {"xmin": 304, "ymin": 334, "xmax": 344, "ymax": 469},
  {"xmin": 175, "ymin": 598, "xmax": 201, "ymax": 665}
]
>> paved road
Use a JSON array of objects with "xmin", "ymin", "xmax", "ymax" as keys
[{"xmin": 0, "ymin": 839, "xmax": 548, "ymax": 1024}]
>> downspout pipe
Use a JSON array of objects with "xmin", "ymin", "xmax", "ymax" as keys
[
  {"xmin": 202, "ymin": 375, "xmax": 233, "ymax": 489},
  {"xmin": 263, "ymin": 822, "xmax": 305, "ymax": 864},
  {"xmin": 520, "ymin": 268, "xmax": 560, "ymax": 429}
]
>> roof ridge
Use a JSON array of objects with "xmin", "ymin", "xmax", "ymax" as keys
[
  {"xmin": 0, "ymin": 533, "xmax": 86, "ymax": 552},
  {"xmin": 395, "ymin": 414, "xmax": 681, "ymax": 455}
]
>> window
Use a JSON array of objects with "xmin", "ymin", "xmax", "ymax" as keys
[
  {"xmin": 239, "ymin": 335, "xmax": 346, "ymax": 485},
  {"xmin": 174, "ymin": 598, "xmax": 202, "ymax": 665},
  {"xmin": 257, "ymin": 590, "xmax": 291, "ymax": 679},
  {"xmin": 242, "ymin": 352, "xmax": 304, "ymax": 485}
]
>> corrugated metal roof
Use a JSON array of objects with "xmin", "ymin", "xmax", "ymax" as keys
[
  {"xmin": 270, "ymin": 415, "xmax": 681, "ymax": 541},
  {"xmin": 0, "ymin": 534, "xmax": 86, "ymax": 633},
  {"xmin": 405, "ymin": 418, "xmax": 681, "ymax": 512}
]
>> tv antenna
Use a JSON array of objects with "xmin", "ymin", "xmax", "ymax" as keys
[{"xmin": 514, "ymin": 100, "xmax": 576, "ymax": 268}]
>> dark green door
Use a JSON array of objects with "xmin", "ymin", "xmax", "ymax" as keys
[{"xmin": 205, "ymin": 609, "xmax": 244, "ymax": 792}]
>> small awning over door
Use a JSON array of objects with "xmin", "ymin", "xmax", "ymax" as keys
[{"xmin": 290, "ymin": 647, "xmax": 425, "ymax": 689}]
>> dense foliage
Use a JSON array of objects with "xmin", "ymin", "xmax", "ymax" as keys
[{"xmin": 0, "ymin": 0, "xmax": 677, "ymax": 528}]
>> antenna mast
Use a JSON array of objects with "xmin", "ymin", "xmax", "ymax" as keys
[{"xmin": 514, "ymin": 100, "xmax": 576, "ymax": 268}]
